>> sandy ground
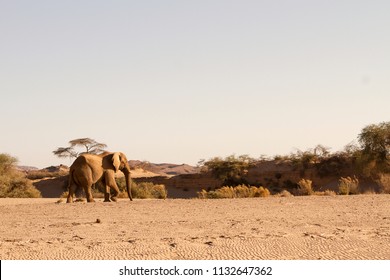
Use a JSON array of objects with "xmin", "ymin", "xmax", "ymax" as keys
[{"xmin": 0, "ymin": 195, "xmax": 389, "ymax": 260}]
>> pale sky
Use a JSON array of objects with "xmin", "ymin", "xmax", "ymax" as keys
[{"xmin": 1, "ymin": 0, "xmax": 389, "ymax": 168}]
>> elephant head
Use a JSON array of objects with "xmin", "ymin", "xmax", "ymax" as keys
[
  {"xmin": 67, "ymin": 151, "xmax": 133, "ymax": 203},
  {"xmin": 106, "ymin": 152, "xmax": 133, "ymax": 201}
]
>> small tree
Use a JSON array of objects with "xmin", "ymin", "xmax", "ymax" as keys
[
  {"xmin": 53, "ymin": 138, "xmax": 107, "ymax": 161},
  {"xmin": 358, "ymin": 122, "xmax": 390, "ymax": 161}
]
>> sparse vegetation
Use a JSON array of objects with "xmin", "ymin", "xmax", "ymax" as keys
[
  {"xmin": 313, "ymin": 190, "xmax": 337, "ymax": 196},
  {"xmin": 132, "ymin": 182, "xmax": 167, "ymax": 199},
  {"xmin": 295, "ymin": 179, "xmax": 313, "ymax": 196},
  {"xmin": 198, "ymin": 185, "xmax": 270, "ymax": 199},
  {"xmin": 116, "ymin": 178, "xmax": 167, "ymax": 199},
  {"xmin": 200, "ymin": 155, "xmax": 256, "ymax": 186},
  {"xmin": 315, "ymin": 153, "xmax": 350, "ymax": 177},
  {"xmin": 275, "ymin": 190, "xmax": 294, "ymax": 197},
  {"xmin": 338, "ymin": 176, "xmax": 359, "ymax": 195},
  {"xmin": 0, "ymin": 154, "xmax": 41, "ymax": 198}
]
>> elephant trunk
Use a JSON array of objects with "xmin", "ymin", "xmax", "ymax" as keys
[{"xmin": 123, "ymin": 168, "xmax": 133, "ymax": 201}]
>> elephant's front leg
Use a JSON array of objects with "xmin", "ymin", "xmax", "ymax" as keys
[
  {"xmin": 100, "ymin": 176, "xmax": 110, "ymax": 202},
  {"xmin": 104, "ymin": 170, "xmax": 119, "ymax": 202},
  {"xmin": 104, "ymin": 184, "xmax": 111, "ymax": 202}
]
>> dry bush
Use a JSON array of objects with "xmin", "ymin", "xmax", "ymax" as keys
[
  {"xmin": 114, "ymin": 178, "xmax": 167, "ymax": 199},
  {"xmin": 197, "ymin": 189, "xmax": 209, "ymax": 199},
  {"xmin": 0, "ymin": 157, "xmax": 41, "ymax": 198},
  {"xmin": 338, "ymin": 176, "xmax": 359, "ymax": 195},
  {"xmin": 274, "ymin": 190, "xmax": 293, "ymax": 197},
  {"xmin": 235, "ymin": 185, "xmax": 250, "ymax": 198},
  {"xmin": 198, "ymin": 185, "xmax": 270, "ymax": 199},
  {"xmin": 216, "ymin": 186, "xmax": 236, "ymax": 199},
  {"xmin": 313, "ymin": 190, "xmax": 337, "ymax": 196},
  {"xmin": 0, "ymin": 170, "xmax": 41, "ymax": 198},
  {"xmin": 251, "ymin": 186, "xmax": 271, "ymax": 197},
  {"xmin": 362, "ymin": 188, "xmax": 377, "ymax": 195},
  {"xmin": 376, "ymin": 174, "xmax": 390, "ymax": 194},
  {"xmin": 296, "ymin": 179, "xmax": 313, "ymax": 196},
  {"xmin": 128, "ymin": 182, "xmax": 167, "ymax": 199},
  {"xmin": 323, "ymin": 189, "xmax": 337, "ymax": 196},
  {"xmin": 198, "ymin": 186, "xmax": 235, "ymax": 199}
]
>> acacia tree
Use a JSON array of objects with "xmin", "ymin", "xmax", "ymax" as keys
[
  {"xmin": 53, "ymin": 138, "xmax": 107, "ymax": 161},
  {"xmin": 68, "ymin": 138, "xmax": 107, "ymax": 154},
  {"xmin": 358, "ymin": 122, "xmax": 390, "ymax": 162},
  {"xmin": 357, "ymin": 121, "xmax": 390, "ymax": 175}
]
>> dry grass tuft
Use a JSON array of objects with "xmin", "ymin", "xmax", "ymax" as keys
[
  {"xmin": 338, "ymin": 176, "xmax": 359, "ymax": 195},
  {"xmin": 198, "ymin": 185, "xmax": 271, "ymax": 199},
  {"xmin": 129, "ymin": 182, "xmax": 167, "ymax": 199},
  {"xmin": 275, "ymin": 190, "xmax": 294, "ymax": 197},
  {"xmin": 313, "ymin": 190, "xmax": 337, "ymax": 196},
  {"xmin": 296, "ymin": 179, "xmax": 313, "ymax": 196}
]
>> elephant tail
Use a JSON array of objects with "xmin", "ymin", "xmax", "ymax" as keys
[
  {"xmin": 66, "ymin": 168, "xmax": 78, "ymax": 203},
  {"xmin": 68, "ymin": 168, "xmax": 80, "ymax": 189}
]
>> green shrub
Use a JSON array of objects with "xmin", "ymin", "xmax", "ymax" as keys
[
  {"xmin": 338, "ymin": 176, "xmax": 359, "ymax": 195},
  {"xmin": 198, "ymin": 185, "xmax": 270, "ymax": 199}
]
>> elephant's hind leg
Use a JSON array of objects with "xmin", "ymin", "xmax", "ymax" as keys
[
  {"xmin": 84, "ymin": 183, "xmax": 95, "ymax": 202},
  {"xmin": 67, "ymin": 183, "xmax": 77, "ymax": 203}
]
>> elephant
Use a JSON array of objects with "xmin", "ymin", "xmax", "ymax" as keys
[{"xmin": 67, "ymin": 152, "xmax": 133, "ymax": 203}]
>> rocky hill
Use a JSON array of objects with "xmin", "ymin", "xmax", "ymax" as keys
[{"xmin": 128, "ymin": 160, "xmax": 200, "ymax": 177}]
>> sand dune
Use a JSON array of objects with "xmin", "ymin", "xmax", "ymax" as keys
[{"xmin": 0, "ymin": 195, "xmax": 389, "ymax": 260}]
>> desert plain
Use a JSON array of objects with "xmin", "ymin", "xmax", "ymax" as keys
[{"xmin": 0, "ymin": 195, "xmax": 389, "ymax": 260}]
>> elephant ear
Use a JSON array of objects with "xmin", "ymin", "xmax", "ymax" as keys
[{"xmin": 112, "ymin": 152, "xmax": 121, "ymax": 172}]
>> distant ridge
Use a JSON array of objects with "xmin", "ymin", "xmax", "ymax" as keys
[
  {"xmin": 17, "ymin": 166, "xmax": 39, "ymax": 172},
  {"xmin": 128, "ymin": 160, "xmax": 200, "ymax": 177},
  {"xmin": 19, "ymin": 161, "xmax": 199, "ymax": 178}
]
